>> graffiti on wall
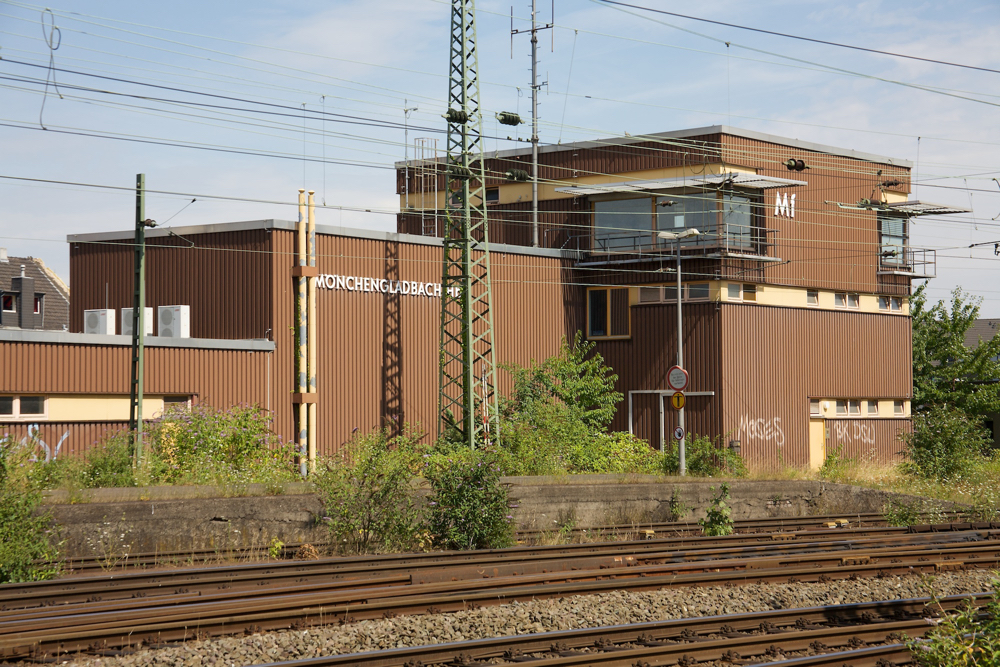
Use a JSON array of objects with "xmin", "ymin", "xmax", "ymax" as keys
[
  {"xmin": 3, "ymin": 424, "xmax": 69, "ymax": 463},
  {"xmin": 830, "ymin": 421, "xmax": 876, "ymax": 447},
  {"xmin": 737, "ymin": 415, "xmax": 785, "ymax": 447}
]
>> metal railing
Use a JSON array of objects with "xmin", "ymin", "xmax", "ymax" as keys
[
  {"xmin": 878, "ymin": 246, "xmax": 936, "ymax": 278},
  {"xmin": 568, "ymin": 222, "xmax": 778, "ymax": 263}
]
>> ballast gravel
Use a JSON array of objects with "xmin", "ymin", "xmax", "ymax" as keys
[{"xmin": 52, "ymin": 570, "xmax": 996, "ymax": 667}]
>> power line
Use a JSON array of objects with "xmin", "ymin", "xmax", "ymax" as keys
[{"xmin": 595, "ymin": 0, "xmax": 1000, "ymax": 76}]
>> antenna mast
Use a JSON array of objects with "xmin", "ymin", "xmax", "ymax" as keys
[{"xmin": 438, "ymin": 0, "xmax": 500, "ymax": 447}]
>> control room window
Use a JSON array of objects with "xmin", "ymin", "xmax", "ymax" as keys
[
  {"xmin": 1, "ymin": 295, "xmax": 14, "ymax": 312},
  {"xmin": 587, "ymin": 287, "xmax": 629, "ymax": 339},
  {"xmin": 593, "ymin": 197, "xmax": 655, "ymax": 251},
  {"xmin": 878, "ymin": 212, "xmax": 908, "ymax": 266},
  {"xmin": 807, "ymin": 290, "xmax": 819, "ymax": 306}
]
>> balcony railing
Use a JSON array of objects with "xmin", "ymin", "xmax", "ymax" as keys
[
  {"xmin": 564, "ymin": 222, "xmax": 778, "ymax": 264},
  {"xmin": 877, "ymin": 246, "xmax": 936, "ymax": 278}
]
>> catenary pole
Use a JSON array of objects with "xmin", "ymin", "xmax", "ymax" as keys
[
  {"xmin": 128, "ymin": 173, "xmax": 150, "ymax": 467},
  {"xmin": 530, "ymin": 0, "xmax": 539, "ymax": 247}
]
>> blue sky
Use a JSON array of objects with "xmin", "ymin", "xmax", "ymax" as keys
[{"xmin": 1, "ymin": 0, "xmax": 999, "ymax": 314}]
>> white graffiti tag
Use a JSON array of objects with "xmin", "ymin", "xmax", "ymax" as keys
[
  {"xmin": 737, "ymin": 415, "xmax": 785, "ymax": 447},
  {"xmin": 11, "ymin": 424, "xmax": 69, "ymax": 463},
  {"xmin": 832, "ymin": 421, "xmax": 875, "ymax": 446}
]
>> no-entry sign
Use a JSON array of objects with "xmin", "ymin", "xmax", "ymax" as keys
[{"xmin": 667, "ymin": 365, "xmax": 689, "ymax": 392}]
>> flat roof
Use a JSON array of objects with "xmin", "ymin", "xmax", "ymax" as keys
[
  {"xmin": 394, "ymin": 125, "xmax": 912, "ymax": 169},
  {"xmin": 0, "ymin": 328, "xmax": 275, "ymax": 351},
  {"xmin": 67, "ymin": 220, "xmax": 580, "ymax": 261},
  {"xmin": 555, "ymin": 172, "xmax": 809, "ymax": 196}
]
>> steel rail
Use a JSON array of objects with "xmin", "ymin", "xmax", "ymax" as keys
[
  {"xmin": 1, "ymin": 534, "xmax": 997, "ymax": 659},
  {"xmin": 4, "ymin": 526, "xmax": 995, "ymax": 611},
  {"xmin": 238, "ymin": 594, "xmax": 989, "ymax": 667}
]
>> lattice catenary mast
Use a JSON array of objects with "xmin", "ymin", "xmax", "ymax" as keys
[{"xmin": 438, "ymin": 0, "xmax": 500, "ymax": 447}]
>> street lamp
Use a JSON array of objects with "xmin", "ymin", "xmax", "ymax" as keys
[{"xmin": 657, "ymin": 227, "xmax": 700, "ymax": 476}]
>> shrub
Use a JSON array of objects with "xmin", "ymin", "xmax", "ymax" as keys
[
  {"xmin": 662, "ymin": 433, "xmax": 747, "ymax": 477},
  {"xmin": 312, "ymin": 427, "xmax": 424, "ymax": 555},
  {"xmin": 496, "ymin": 398, "xmax": 584, "ymax": 476},
  {"xmin": 907, "ymin": 583, "xmax": 1000, "ymax": 666},
  {"xmin": 901, "ymin": 404, "xmax": 990, "ymax": 480},
  {"xmin": 0, "ymin": 437, "xmax": 61, "ymax": 583},
  {"xmin": 568, "ymin": 431, "xmax": 660, "ymax": 474},
  {"xmin": 699, "ymin": 483, "xmax": 735, "ymax": 536},
  {"xmin": 424, "ymin": 448, "xmax": 514, "ymax": 550},
  {"xmin": 819, "ymin": 444, "xmax": 855, "ymax": 481}
]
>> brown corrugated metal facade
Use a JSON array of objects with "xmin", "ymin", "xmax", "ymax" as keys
[{"xmin": 3, "ymin": 125, "xmax": 925, "ymax": 468}]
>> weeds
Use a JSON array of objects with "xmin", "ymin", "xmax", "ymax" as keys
[
  {"xmin": 906, "ymin": 578, "xmax": 1000, "ymax": 666},
  {"xmin": 662, "ymin": 434, "xmax": 747, "ymax": 477},
  {"xmin": 0, "ymin": 437, "xmax": 61, "ymax": 583},
  {"xmin": 86, "ymin": 513, "xmax": 134, "ymax": 571},
  {"xmin": 699, "ymin": 484, "xmax": 735, "ymax": 536},
  {"xmin": 666, "ymin": 487, "xmax": 688, "ymax": 522}
]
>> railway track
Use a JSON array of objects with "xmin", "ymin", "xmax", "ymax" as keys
[
  {"xmin": 1, "ymin": 523, "xmax": 997, "ymax": 660},
  {"xmin": 57, "ymin": 512, "xmax": 964, "ymax": 574},
  {"xmin": 180, "ymin": 593, "xmax": 994, "ymax": 667}
]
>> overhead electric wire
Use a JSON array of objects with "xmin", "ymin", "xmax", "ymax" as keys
[{"xmin": 594, "ymin": 0, "xmax": 1000, "ymax": 75}]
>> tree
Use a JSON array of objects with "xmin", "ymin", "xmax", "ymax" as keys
[{"xmin": 911, "ymin": 284, "xmax": 1000, "ymax": 416}]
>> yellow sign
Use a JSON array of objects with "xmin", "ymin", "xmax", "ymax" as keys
[{"xmin": 670, "ymin": 392, "xmax": 685, "ymax": 410}]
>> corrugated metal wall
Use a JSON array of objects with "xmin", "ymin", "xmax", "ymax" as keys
[
  {"xmin": 720, "ymin": 303, "xmax": 912, "ymax": 468},
  {"xmin": 0, "ymin": 422, "xmax": 128, "ymax": 459},
  {"xmin": 825, "ymin": 418, "xmax": 912, "ymax": 462},
  {"xmin": 270, "ymin": 230, "xmax": 583, "ymax": 453},
  {"xmin": 69, "ymin": 229, "xmax": 273, "ymax": 339},
  {"xmin": 595, "ymin": 302, "xmax": 723, "ymax": 448}
]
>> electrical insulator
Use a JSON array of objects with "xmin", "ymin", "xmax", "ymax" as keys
[
  {"xmin": 505, "ymin": 168, "xmax": 530, "ymax": 182},
  {"xmin": 784, "ymin": 158, "xmax": 807, "ymax": 171},
  {"xmin": 448, "ymin": 165, "xmax": 473, "ymax": 180},
  {"xmin": 496, "ymin": 111, "xmax": 523, "ymax": 126},
  {"xmin": 443, "ymin": 109, "xmax": 470, "ymax": 124}
]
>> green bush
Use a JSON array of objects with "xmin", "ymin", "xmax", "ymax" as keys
[
  {"xmin": 312, "ymin": 427, "xmax": 424, "ymax": 554},
  {"xmin": 662, "ymin": 433, "xmax": 747, "ymax": 477},
  {"xmin": 568, "ymin": 431, "xmax": 661, "ymax": 474},
  {"xmin": 0, "ymin": 437, "xmax": 61, "ymax": 583},
  {"xmin": 907, "ymin": 584, "xmax": 1000, "ymax": 666},
  {"xmin": 424, "ymin": 448, "xmax": 514, "ymax": 551},
  {"xmin": 496, "ymin": 398, "xmax": 584, "ymax": 476},
  {"xmin": 901, "ymin": 404, "xmax": 990, "ymax": 480}
]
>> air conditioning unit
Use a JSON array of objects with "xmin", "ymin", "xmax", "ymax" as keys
[
  {"xmin": 121, "ymin": 308, "xmax": 153, "ymax": 336},
  {"xmin": 84, "ymin": 309, "xmax": 115, "ymax": 335},
  {"xmin": 157, "ymin": 305, "xmax": 190, "ymax": 338}
]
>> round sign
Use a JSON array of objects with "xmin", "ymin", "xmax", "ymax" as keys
[
  {"xmin": 670, "ymin": 391, "xmax": 685, "ymax": 410},
  {"xmin": 673, "ymin": 426, "xmax": 685, "ymax": 441},
  {"xmin": 667, "ymin": 365, "xmax": 689, "ymax": 391}
]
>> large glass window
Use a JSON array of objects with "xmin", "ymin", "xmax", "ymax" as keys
[
  {"xmin": 656, "ymin": 193, "xmax": 716, "ymax": 235},
  {"xmin": 587, "ymin": 287, "xmax": 630, "ymax": 339},
  {"xmin": 722, "ymin": 192, "xmax": 753, "ymax": 248},
  {"xmin": 594, "ymin": 198, "xmax": 654, "ymax": 251},
  {"xmin": 879, "ymin": 213, "xmax": 908, "ymax": 266}
]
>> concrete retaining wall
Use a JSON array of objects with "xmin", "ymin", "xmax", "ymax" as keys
[{"xmin": 41, "ymin": 476, "xmax": 964, "ymax": 558}]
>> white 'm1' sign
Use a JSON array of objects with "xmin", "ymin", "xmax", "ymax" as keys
[{"xmin": 774, "ymin": 192, "xmax": 796, "ymax": 218}]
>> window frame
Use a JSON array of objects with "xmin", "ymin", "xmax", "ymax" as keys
[
  {"xmin": 586, "ymin": 287, "xmax": 631, "ymax": 340},
  {"xmin": 806, "ymin": 290, "xmax": 819, "ymax": 307},
  {"xmin": 33, "ymin": 295, "xmax": 42, "ymax": 315},
  {"xmin": 848, "ymin": 399, "xmax": 861, "ymax": 415},
  {"xmin": 742, "ymin": 284, "xmax": 758, "ymax": 302},
  {"xmin": 893, "ymin": 400, "xmax": 905, "ymax": 416},
  {"xmin": 1, "ymin": 294, "xmax": 14, "ymax": 313},
  {"xmin": 867, "ymin": 400, "xmax": 879, "ymax": 416},
  {"xmin": 0, "ymin": 396, "xmax": 48, "ymax": 421},
  {"xmin": 484, "ymin": 187, "xmax": 499, "ymax": 205},
  {"xmin": 726, "ymin": 283, "xmax": 742, "ymax": 301},
  {"xmin": 809, "ymin": 399, "xmax": 821, "ymax": 417}
]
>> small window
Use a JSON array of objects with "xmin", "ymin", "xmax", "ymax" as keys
[
  {"xmin": 743, "ymin": 284, "xmax": 757, "ymax": 302},
  {"xmin": 33, "ymin": 296, "xmax": 41, "ymax": 315},
  {"xmin": 588, "ymin": 289, "xmax": 608, "ymax": 337},
  {"xmin": 835, "ymin": 293, "xmax": 847, "ymax": 308},
  {"xmin": 1, "ymin": 295, "xmax": 14, "ymax": 312},
  {"xmin": 587, "ymin": 287, "xmax": 629, "ymax": 338},
  {"xmin": 806, "ymin": 290, "xmax": 819, "ymax": 306},
  {"xmin": 662, "ymin": 285, "xmax": 678, "ymax": 302},
  {"xmin": 809, "ymin": 399, "xmax": 821, "ymax": 417},
  {"xmin": 848, "ymin": 400, "xmax": 861, "ymax": 414},
  {"xmin": 0, "ymin": 397, "xmax": 13, "ymax": 416},
  {"xmin": 19, "ymin": 396, "xmax": 45, "ymax": 415},
  {"xmin": 163, "ymin": 396, "xmax": 191, "ymax": 412},
  {"xmin": 639, "ymin": 286, "xmax": 660, "ymax": 303},
  {"xmin": 878, "ymin": 296, "xmax": 891, "ymax": 311},
  {"xmin": 891, "ymin": 297, "xmax": 901, "ymax": 311},
  {"xmin": 867, "ymin": 400, "xmax": 879, "ymax": 415},
  {"xmin": 836, "ymin": 400, "xmax": 848, "ymax": 415},
  {"xmin": 894, "ymin": 400, "xmax": 905, "ymax": 416},
  {"xmin": 727, "ymin": 283, "xmax": 741, "ymax": 301},
  {"xmin": 686, "ymin": 283, "xmax": 709, "ymax": 301},
  {"xmin": 485, "ymin": 188, "xmax": 499, "ymax": 204},
  {"xmin": 847, "ymin": 294, "xmax": 860, "ymax": 309}
]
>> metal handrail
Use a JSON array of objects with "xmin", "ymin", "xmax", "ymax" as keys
[
  {"xmin": 571, "ymin": 222, "xmax": 778, "ymax": 262},
  {"xmin": 878, "ymin": 246, "xmax": 936, "ymax": 277}
]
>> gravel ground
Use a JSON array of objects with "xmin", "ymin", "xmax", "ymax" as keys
[{"xmin": 47, "ymin": 570, "xmax": 997, "ymax": 667}]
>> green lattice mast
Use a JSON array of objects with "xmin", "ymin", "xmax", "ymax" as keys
[{"xmin": 438, "ymin": 0, "xmax": 500, "ymax": 447}]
